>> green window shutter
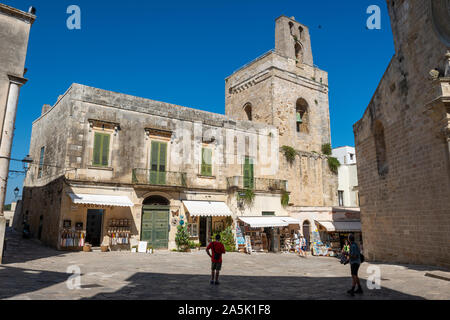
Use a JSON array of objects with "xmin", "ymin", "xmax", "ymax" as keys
[
  {"xmin": 296, "ymin": 112, "xmax": 302, "ymax": 123},
  {"xmin": 201, "ymin": 148, "xmax": 212, "ymax": 176},
  {"xmin": 159, "ymin": 143, "xmax": 167, "ymax": 184},
  {"xmin": 93, "ymin": 133, "xmax": 102, "ymax": 166},
  {"xmin": 101, "ymin": 134, "xmax": 110, "ymax": 166},
  {"xmin": 150, "ymin": 141, "xmax": 167, "ymax": 185},
  {"xmin": 243, "ymin": 157, "xmax": 254, "ymax": 189},
  {"xmin": 93, "ymin": 132, "xmax": 110, "ymax": 167},
  {"xmin": 150, "ymin": 141, "xmax": 159, "ymax": 184},
  {"xmin": 159, "ymin": 143, "xmax": 167, "ymax": 172}
]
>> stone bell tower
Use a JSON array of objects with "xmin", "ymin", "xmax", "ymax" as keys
[
  {"xmin": 225, "ymin": 15, "xmax": 331, "ymax": 152},
  {"xmin": 275, "ymin": 15, "xmax": 314, "ymax": 66}
]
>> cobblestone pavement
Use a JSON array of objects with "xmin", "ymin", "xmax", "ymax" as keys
[{"xmin": 1, "ymin": 229, "xmax": 449, "ymax": 300}]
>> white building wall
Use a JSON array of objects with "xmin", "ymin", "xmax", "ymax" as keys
[{"xmin": 333, "ymin": 147, "xmax": 359, "ymax": 207}]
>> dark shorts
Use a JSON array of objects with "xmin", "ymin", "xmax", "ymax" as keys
[
  {"xmin": 301, "ymin": 246, "xmax": 307, "ymax": 251},
  {"xmin": 211, "ymin": 262, "xmax": 222, "ymax": 271},
  {"xmin": 351, "ymin": 263, "xmax": 360, "ymax": 276}
]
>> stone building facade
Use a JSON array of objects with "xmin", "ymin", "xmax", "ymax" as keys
[
  {"xmin": 354, "ymin": 0, "xmax": 450, "ymax": 268},
  {"xmin": 0, "ymin": 3, "xmax": 35, "ymax": 263},
  {"xmin": 22, "ymin": 16, "xmax": 338, "ymax": 251}
]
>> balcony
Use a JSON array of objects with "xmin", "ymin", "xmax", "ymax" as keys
[
  {"xmin": 132, "ymin": 169, "xmax": 187, "ymax": 187},
  {"xmin": 226, "ymin": 176, "xmax": 287, "ymax": 192}
]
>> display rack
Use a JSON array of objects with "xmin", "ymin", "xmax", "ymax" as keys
[
  {"xmin": 60, "ymin": 229, "xmax": 86, "ymax": 250},
  {"xmin": 107, "ymin": 219, "xmax": 131, "ymax": 250}
]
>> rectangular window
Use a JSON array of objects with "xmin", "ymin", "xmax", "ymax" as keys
[
  {"xmin": 338, "ymin": 191, "xmax": 344, "ymax": 207},
  {"xmin": 188, "ymin": 223, "xmax": 198, "ymax": 237},
  {"xmin": 92, "ymin": 132, "xmax": 111, "ymax": 167},
  {"xmin": 38, "ymin": 146, "xmax": 45, "ymax": 178},
  {"xmin": 150, "ymin": 141, "xmax": 167, "ymax": 185},
  {"xmin": 262, "ymin": 211, "xmax": 275, "ymax": 216},
  {"xmin": 243, "ymin": 157, "xmax": 254, "ymax": 189},
  {"xmin": 201, "ymin": 148, "xmax": 212, "ymax": 176}
]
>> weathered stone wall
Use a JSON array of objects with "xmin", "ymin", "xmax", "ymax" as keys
[
  {"xmin": 354, "ymin": 0, "xmax": 450, "ymax": 268},
  {"xmin": 22, "ymin": 178, "xmax": 64, "ymax": 247},
  {"xmin": 0, "ymin": 4, "xmax": 34, "ymax": 142},
  {"xmin": 25, "ymin": 83, "xmax": 278, "ymax": 190}
]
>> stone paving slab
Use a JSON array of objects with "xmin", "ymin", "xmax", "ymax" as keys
[{"xmin": 1, "ymin": 229, "xmax": 450, "ymax": 300}]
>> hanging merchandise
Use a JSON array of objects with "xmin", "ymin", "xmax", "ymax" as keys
[
  {"xmin": 60, "ymin": 229, "xmax": 86, "ymax": 249},
  {"xmin": 107, "ymin": 219, "xmax": 131, "ymax": 250}
]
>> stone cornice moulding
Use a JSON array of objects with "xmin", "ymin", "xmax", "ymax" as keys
[
  {"xmin": 0, "ymin": 3, "xmax": 36, "ymax": 25},
  {"xmin": 7, "ymin": 74, "xmax": 28, "ymax": 86}
]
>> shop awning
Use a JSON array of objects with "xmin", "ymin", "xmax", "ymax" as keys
[
  {"xmin": 315, "ymin": 220, "xmax": 361, "ymax": 232},
  {"xmin": 68, "ymin": 193, "xmax": 134, "ymax": 207},
  {"xmin": 316, "ymin": 221, "xmax": 336, "ymax": 231},
  {"xmin": 334, "ymin": 221, "xmax": 361, "ymax": 232},
  {"xmin": 182, "ymin": 200, "xmax": 233, "ymax": 217},
  {"xmin": 238, "ymin": 216, "xmax": 301, "ymax": 228}
]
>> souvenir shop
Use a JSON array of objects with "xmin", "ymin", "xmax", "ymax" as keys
[
  {"xmin": 59, "ymin": 193, "xmax": 135, "ymax": 251},
  {"xmin": 313, "ymin": 220, "xmax": 362, "ymax": 256},
  {"xmin": 236, "ymin": 216, "xmax": 301, "ymax": 253},
  {"xmin": 182, "ymin": 200, "xmax": 234, "ymax": 247}
]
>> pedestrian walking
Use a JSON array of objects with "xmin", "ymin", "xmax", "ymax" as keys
[
  {"xmin": 206, "ymin": 234, "xmax": 226, "ymax": 285},
  {"xmin": 293, "ymin": 233, "xmax": 300, "ymax": 255},
  {"xmin": 300, "ymin": 235, "xmax": 307, "ymax": 258},
  {"xmin": 340, "ymin": 240, "xmax": 350, "ymax": 265},
  {"xmin": 347, "ymin": 234, "xmax": 363, "ymax": 296}
]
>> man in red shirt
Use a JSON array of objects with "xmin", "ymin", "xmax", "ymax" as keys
[{"xmin": 206, "ymin": 234, "xmax": 226, "ymax": 285}]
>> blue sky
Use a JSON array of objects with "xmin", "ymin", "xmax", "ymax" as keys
[{"xmin": 4, "ymin": 0, "xmax": 394, "ymax": 204}]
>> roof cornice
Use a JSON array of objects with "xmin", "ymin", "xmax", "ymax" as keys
[{"xmin": 0, "ymin": 3, "xmax": 36, "ymax": 25}]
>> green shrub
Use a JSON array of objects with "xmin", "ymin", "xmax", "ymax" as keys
[
  {"xmin": 281, "ymin": 145, "xmax": 296, "ymax": 164},
  {"xmin": 237, "ymin": 189, "xmax": 255, "ymax": 206},
  {"xmin": 175, "ymin": 225, "xmax": 190, "ymax": 251},
  {"xmin": 321, "ymin": 143, "xmax": 332, "ymax": 156},
  {"xmin": 327, "ymin": 157, "xmax": 340, "ymax": 174},
  {"xmin": 213, "ymin": 226, "xmax": 236, "ymax": 252}
]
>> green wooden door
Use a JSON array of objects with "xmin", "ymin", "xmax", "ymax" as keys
[
  {"xmin": 150, "ymin": 141, "xmax": 167, "ymax": 185},
  {"xmin": 243, "ymin": 157, "xmax": 254, "ymax": 189},
  {"xmin": 141, "ymin": 209, "xmax": 169, "ymax": 249}
]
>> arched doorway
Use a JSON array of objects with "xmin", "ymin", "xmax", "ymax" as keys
[
  {"xmin": 141, "ymin": 195, "xmax": 170, "ymax": 249},
  {"xmin": 302, "ymin": 220, "xmax": 311, "ymax": 250}
]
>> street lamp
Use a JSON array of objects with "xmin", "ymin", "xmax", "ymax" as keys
[
  {"xmin": 14, "ymin": 187, "xmax": 19, "ymax": 199},
  {"xmin": 22, "ymin": 155, "xmax": 33, "ymax": 172}
]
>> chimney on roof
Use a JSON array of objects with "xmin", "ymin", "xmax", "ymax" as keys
[
  {"xmin": 42, "ymin": 104, "xmax": 51, "ymax": 115},
  {"xmin": 28, "ymin": 6, "xmax": 36, "ymax": 15}
]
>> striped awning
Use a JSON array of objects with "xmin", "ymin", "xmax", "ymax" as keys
[
  {"xmin": 182, "ymin": 200, "xmax": 233, "ymax": 217},
  {"xmin": 68, "ymin": 193, "xmax": 133, "ymax": 207},
  {"xmin": 315, "ymin": 220, "xmax": 361, "ymax": 232},
  {"xmin": 239, "ymin": 216, "xmax": 301, "ymax": 228}
]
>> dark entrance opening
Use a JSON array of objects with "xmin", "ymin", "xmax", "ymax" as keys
[
  {"xmin": 302, "ymin": 221, "xmax": 310, "ymax": 250},
  {"xmin": 199, "ymin": 217, "xmax": 207, "ymax": 246},
  {"xmin": 86, "ymin": 209, "xmax": 104, "ymax": 247},
  {"xmin": 38, "ymin": 215, "xmax": 43, "ymax": 240}
]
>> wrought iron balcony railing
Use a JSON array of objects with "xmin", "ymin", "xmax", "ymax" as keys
[
  {"xmin": 132, "ymin": 169, "xmax": 187, "ymax": 187},
  {"xmin": 226, "ymin": 176, "xmax": 287, "ymax": 192}
]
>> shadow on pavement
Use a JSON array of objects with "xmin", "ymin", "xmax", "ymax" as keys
[
  {"xmin": 367, "ymin": 260, "xmax": 450, "ymax": 273},
  {"xmin": 2, "ymin": 228, "xmax": 68, "ymax": 264},
  {"xmin": 83, "ymin": 272, "xmax": 424, "ymax": 300},
  {"xmin": 0, "ymin": 265, "xmax": 70, "ymax": 299}
]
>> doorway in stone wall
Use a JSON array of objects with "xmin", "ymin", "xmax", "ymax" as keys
[{"xmin": 86, "ymin": 209, "xmax": 104, "ymax": 247}]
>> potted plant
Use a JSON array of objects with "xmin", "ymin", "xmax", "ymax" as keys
[{"xmin": 175, "ymin": 225, "xmax": 191, "ymax": 252}]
